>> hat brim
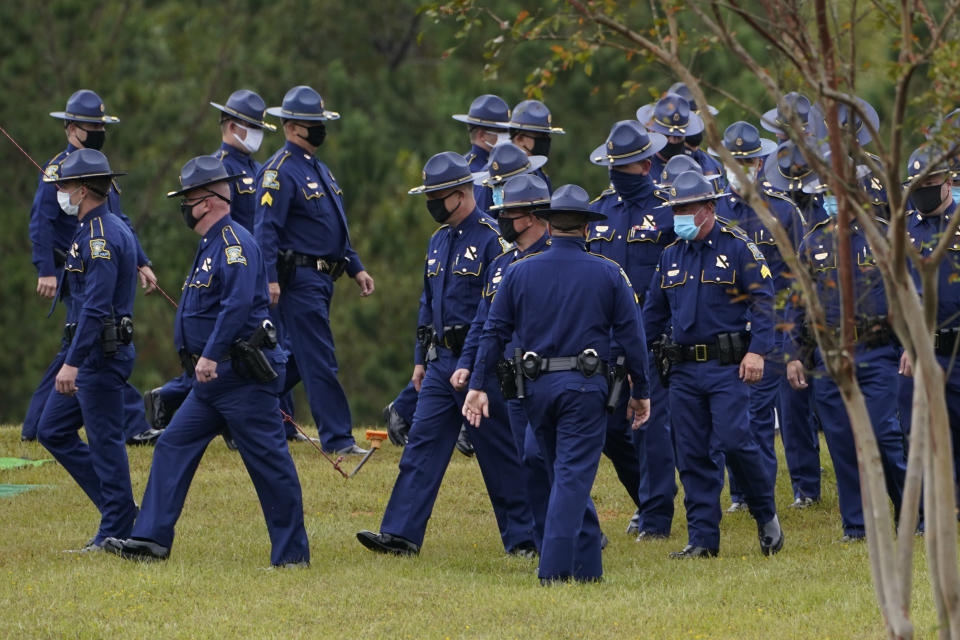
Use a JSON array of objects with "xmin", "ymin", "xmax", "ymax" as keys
[
  {"xmin": 472, "ymin": 155, "xmax": 548, "ymax": 185},
  {"xmin": 801, "ymin": 164, "xmax": 872, "ymax": 193},
  {"xmin": 762, "ymin": 161, "xmax": 820, "ymax": 192},
  {"xmin": 508, "ymin": 123, "xmax": 566, "ymax": 135},
  {"xmin": 265, "ymin": 106, "xmax": 341, "ymax": 121},
  {"xmin": 708, "ymin": 137, "xmax": 778, "ymax": 160},
  {"xmin": 44, "ymin": 169, "xmax": 127, "ymax": 183},
  {"xmin": 210, "ymin": 102, "xmax": 277, "ymax": 131},
  {"xmin": 589, "ymin": 132, "xmax": 667, "ymax": 166},
  {"xmin": 166, "ymin": 173, "xmax": 244, "ymax": 198},
  {"xmin": 49, "ymin": 111, "xmax": 120, "ymax": 124},
  {"xmin": 692, "ymin": 104, "xmax": 720, "ymax": 117},
  {"xmin": 759, "ymin": 107, "xmax": 787, "ymax": 135},
  {"xmin": 533, "ymin": 207, "xmax": 607, "ymax": 221},
  {"xmin": 451, "ymin": 114, "xmax": 510, "ymax": 129},
  {"xmin": 647, "ymin": 111, "xmax": 705, "ymax": 137},
  {"xmin": 656, "ymin": 169, "xmax": 721, "ymax": 189},
  {"xmin": 408, "ymin": 174, "xmax": 475, "ymax": 195},
  {"xmin": 657, "ymin": 191, "xmax": 726, "ymax": 208},
  {"xmin": 489, "ymin": 197, "xmax": 551, "ymax": 212},
  {"xmin": 809, "ymin": 99, "xmax": 880, "ymax": 146}
]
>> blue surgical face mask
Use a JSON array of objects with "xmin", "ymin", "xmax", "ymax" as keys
[
  {"xmin": 823, "ymin": 194, "xmax": 838, "ymax": 218},
  {"xmin": 951, "ymin": 185, "xmax": 960, "ymax": 204},
  {"xmin": 492, "ymin": 184, "xmax": 505, "ymax": 207},
  {"xmin": 673, "ymin": 213, "xmax": 702, "ymax": 240}
]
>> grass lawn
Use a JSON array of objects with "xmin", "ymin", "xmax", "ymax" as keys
[{"xmin": 0, "ymin": 423, "xmax": 942, "ymax": 639}]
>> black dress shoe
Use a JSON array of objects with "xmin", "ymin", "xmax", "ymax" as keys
[
  {"xmin": 758, "ymin": 515, "xmax": 784, "ymax": 556},
  {"xmin": 383, "ymin": 403, "xmax": 410, "ymax": 447},
  {"xmin": 600, "ymin": 532, "xmax": 609, "ymax": 550},
  {"xmin": 332, "ymin": 444, "xmax": 369, "ymax": 456},
  {"xmin": 143, "ymin": 387, "xmax": 171, "ymax": 429},
  {"xmin": 626, "ymin": 509, "xmax": 641, "ymax": 535},
  {"xmin": 669, "ymin": 544, "xmax": 719, "ymax": 559},
  {"xmin": 287, "ymin": 431, "xmax": 319, "ymax": 443},
  {"xmin": 356, "ymin": 530, "xmax": 419, "ymax": 556},
  {"xmin": 103, "ymin": 537, "xmax": 170, "ymax": 561},
  {"xmin": 127, "ymin": 428, "xmax": 163, "ymax": 446},
  {"xmin": 455, "ymin": 424, "xmax": 476, "ymax": 457},
  {"xmin": 636, "ymin": 530, "xmax": 669, "ymax": 541},
  {"xmin": 507, "ymin": 541, "xmax": 538, "ymax": 558}
]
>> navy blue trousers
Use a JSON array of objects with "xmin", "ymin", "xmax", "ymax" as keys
[
  {"xmin": 506, "ymin": 398, "xmax": 551, "ymax": 550},
  {"xmin": 812, "ymin": 345, "xmax": 906, "ymax": 537},
  {"xmin": 729, "ymin": 358, "xmax": 781, "ymax": 504},
  {"xmin": 37, "ymin": 353, "xmax": 139, "ymax": 544},
  {"xmin": 629, "ymin": 366, "xmax": 676, "ymax": 535},
  {"xmin": 779, "ymin": 376, "xmax": 822, "ymax": 500},
  {"xmin": 132, "ymin": 361, "xmax": 309, "ymax": 566},
  {"xmin": 24, "ymin": 340, "xmax": 149, "ymax": 441},
  {"xmin": 379, "ymin": 350, "xmax": 535, "ymax": 551},
  {"xmin": 523, "ymin": 373, "xmax": 606, "ymax": 581},
  {"xmin": 278, "ymin": 267, "xmax": 355, "ymax": 451},
  {"xmin": 670, "ymin": 360, "xmax": 777, "ymax": 550},
  {"xmin": 392, "ymin": 381, "xmax": 419, "ymax": 425}
]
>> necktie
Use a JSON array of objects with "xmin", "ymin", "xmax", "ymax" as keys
[{"xmin": 677, "ymin": 243, "xmax": 702, "ymax": 331}]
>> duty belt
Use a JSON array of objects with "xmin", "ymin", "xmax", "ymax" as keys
[
  {"xmin": 62, "ymin": 318, "xmax": 134, "ymax": 351},
  {"xmin": 934, "ymin": 327, "xmax": 960, "ymax": 357},
  {"xmin": 290, "ymin": 252, "xmax": 348, "ymax": 279},
  {"xmin": 519, "ymin": 349, "xmax": 608, "ymax": 380}
]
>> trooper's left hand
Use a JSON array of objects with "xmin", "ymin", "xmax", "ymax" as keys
[
  {"xmin": 195, "ymin": 357, "xmax": 218, "ymax": 383},
  {"xmin": 462, "ymin": 389, "xmax": 489, "ymax": 428},
  {"xmin": 450, "ymin": 368, "xmax": 471, "ymax": 391},
  {"xmin": 739, "ymin": 352, "xmax": 764, "ymax": 384},
  {"xmin": 354, "ymin": 270, "xmax": 375, "ymax": 297},
  {"xmin": 628, "ymin": 397, "xmax": 650, "ymax": 429},
  {"xmin": 55, "ymin": 364, "xmax": 79, "ymax": 396},
  {"xmin": 138, "ymin": 265, "xmax": 158, "ymax": 295}
]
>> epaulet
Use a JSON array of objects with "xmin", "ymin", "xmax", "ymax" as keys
[
  {"xmin": 719, "ymin": 223, "xmax": 751, "ymax": 243},
  {"xmin": 214, "ymin": 148, "xmax": 227, "ymax": 160},
  {"xmin": 653, "ymin": 189, "xmax": 669, "ymax": 202},
  {"xmin": 477, "ymin": 216, "xmax": 500, "ymax": 233},
  {"xmin": 265, "ymin": 150, "xmax": 292, "ymax": 171},
  {"xmin": 221, "ymin": 225, "xmax": 248, "ymax": 265},
  {"xmin": 493, "ymin": 244, "xmax": 517, "ymax": 260},
  {"xmin": 221, "ymin": 225, "xmax": 242, "ymax": 246},
  {"xmin": 430, "ymin": 224, "xmax": 450, "ymax": 238},
  {"xmin": 464, "ymin": 151, "xmax": 477, "ymax": 164},
  {"xmin": 42, "ymin": 150, "xmax": 68, "ymax": 180},
  {"xmin": 762, "ymin": 187, "xmax": 796, "ymax": 207},
  {"xmin": 111, "ymin": 177, "xmax": 122, "ymax": 196},
  {"xmin": 801, "ymin": 218, "xmax": 833, "ymax": 244},
  {"xmin": 587, "ymin": 250, "xmax": 626, "ymax": 270},
  {"xmin": 662, "ymin": 237, "xmax": 681, "ymax": 251},
  {"xmin": 87, "ymin": 216, "xmax": 106, "ymax": 238},
  {"xmin": 509, "ymin": 250, "xmax": 544, "ymax": 266},
  {"xmin": 590, "ymin": 184, "xmax": 617, "ymax": 205}
]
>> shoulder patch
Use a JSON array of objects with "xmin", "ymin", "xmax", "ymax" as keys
[
  {"xmin": 44, "ymin": 164, "xmax": 59, "ymax": 180},
  {"xmin": 225, "ymin": 245, "xmax": 247, "ymax": 265},
  {"xmin": 262, "ymin": 170, "xmax": 280, "ymax": 191},
  {"xmin": 89, "ymin": 238, "xmax": 111, "ymax": 260}
]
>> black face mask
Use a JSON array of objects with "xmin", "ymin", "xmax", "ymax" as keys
[
  {"xmin": 791, "ymin": 192, "xmax": 813, "ymax": 209},
  {"xmin": 913, "ymin": 184, "xmax": 946, "ymax": 214},
  {"xmin": 426, "ymin": 193, "xmax": 461, "ymax": 223},
  {"xmin": 181, "ymin": 200, "xmax": 205, "ymax": 229},
  {"xmin": 81, "ymin": 129, "xmax": 105, "ymax": 150},
  {"xmin": 300, "ymin": 123, "xmax": 326, "ymax": 147},
  {"xmin": 685, "ymin": 132, "xmax": 703, "ymax": 148},
  {"xmin": 661, "ymin": 140, "xmax": 685, "ymax": 160},
  {"xmin": 531, "ymin": 136, "xmax": 551, "ymax": 157},
  {"xmin": 499, "ymin": 216, "xmax": 525, "ymax": 243}
]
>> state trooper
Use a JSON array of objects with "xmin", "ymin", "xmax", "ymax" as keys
[
  {"xmin": 508, "ymin": 99, "xmax": 564, "ymax": 191},
  {"xmin": 636, "ymin": 93, "xmax": 711, "ymax": 184},
  {"xmin": 382, "ymin": 94, "xmax": 515, "ymax": 450},
  {"xmin": 23, "ymin": 90, "xmax": 157, "ymax": 444},
  {"xmin": 357, "ymin": 152, "xmax": 536, "ymax": 557},
  {"xmin": 709, "ymin": 122, "xmax": 801, "ymax": 513},
  {"xmin": 472, "ymin": 141, "xmax": 547, "ymax": 216},
  {"xmin": 35, "ymin": 149, "xmax": 140, "ymax": 551},
  {"xmin": 452, "ymin": 172, "xmax": 553, "ymax": 549},
  {"xmin": 763, "ymin": 140, "xmax": 826, "ymax": 507},
  {"xmin": 142, "ymin": 89, "xmax": 303, "ymax": 441},
  {"xmin": 660, "ymin": 82, "xmax": 724, "ymax": 177},
  {"xmin": 760, "ymin": 91, "xmax": 812, "ymax": 142},
  {"xmin": 104, "ymin": 156, "xmax": 309, "ymax": 566},
  {"xmin": 898, "ymin": 147, "xmax": 960, "ymax": 506},
  {"xmin": 463, "ymin": 184, "xmax": 651, "ymax": 584},
  {"xmin": 585, "ymin": 120, "xmax": 678, "ymax": 540},
  {"xmin": 644, "ymin": 171, "xmax": 784, "ymax": 558},
  {"xmin": 785, "ymin": 164, "xmax": 907, "ymax": 541},
  {"xmin": 255, "ymin": 85, "xmax": 374, "ymax": 455}
]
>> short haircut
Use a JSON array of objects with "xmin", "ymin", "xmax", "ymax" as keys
[
  {"xmin": 546, "ymin": 212, "xmax": 587, "ymax": 231},
  {"xmin": 82, "ymin": 176, "xmax": 112, "ymax": 200}
]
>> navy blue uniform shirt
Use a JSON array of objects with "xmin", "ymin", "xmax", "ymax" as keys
[
  {"xmin": 30, "ymin": 144, "xmax": 150, "ymax": 276},
  {"xmin": 254, "ymin": 141, "xmax": 364, "ymax": 282},
  {"xmin": 644, "ymin": 220, "xmax": 776, "ymax": 354},
  {"xmin": 473, "ymin": 236, "xmax": 650, "ymax": 399},
  {"xmin": 214, "ymin": 142, "xmax": 261, "ymax": 234},
  {"xmin": 63, "ymin": 203, "xmax": 138, "ymax": 367},
  {"xmin": 415, "ymin": 208, "xmax": 508, "ymax": 365},
  {"xmin": 174, "ymin": 215, "xmax": 276, "ymax": 362},
  {"xmin": 906, "ymin": 201, "xmax": 960, "ymax": 329}
]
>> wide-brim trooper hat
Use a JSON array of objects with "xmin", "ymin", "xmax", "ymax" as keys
[
  {"xmin": 489, "ymin": 173, "xmax": 551, "ymax": 212},
  {"xmin": 659, "ymin": 170, "xmax": 727, "ymax": 207},
  {"xmin": 50, "ymin": 90, "xmax": 120, "ymax": 124},
  {"xmin": 668, "ymin": 82, "xmax": 719, "ymax": 117},
  {"xmin": 472, "ymin": 142, "xmax": 547, "ymax": 186},
  {"xmin": 508, "ymin": 99, "xmax": 566, "ymax": 135},
  {"xmin": 708, "ymin": 121, "xmax": 778, "ymax": 160},
  {"xmin": 655, "ymin": 154, "xmax": 719, "ymax": 188},
  {"xmin": 166, "ymin": 155, "xmax": 242, "ymax": 198},
  {"xmin": 763, "ymin": 140, "xmax": 821, "ymax": 192},
  {"xmin": 409, "ymin": 151, "xmax": 475, "ymax": 195},
  {"xmin": 43, "ymin": 148, "xmax": 126, "ymax": 183},
  {"xmin": 266, "ymin": 85, "xmax": 340, "ymax": 121},
  {"xmin": 452, "ymin": 94, "xmax": 511, "ymax": 129},
  {"xmin": 589, "ymin": 120, "xmax": 667, "ymax": 166},
  {"xmin": 761, "ymin": 91, "xmax": 811, "ymax": 136},
  {"xmin": 905, "ymin": 145, "xmax": 951, "ymax": 185},
  {"xmin": 637, "ymin": 94, "xmax": 705, "ymax": 137},
  {"xmin": 533, "ymin": 184, "xmax": 606, "ymax": 221},
  {"xmin": 808, "ymin": 95, "xmax": 879, "ymax": 146},
  {"xmin": 211, "ymin": 89, "xmax": 277, "ymax": 131}
]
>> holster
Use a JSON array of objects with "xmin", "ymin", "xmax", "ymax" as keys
[
  {"xmin": 441, "ymin": 324, "xmax": 469, "ymax": 357},
  {"xmin": 100, "ymin": 316, "xmax": 134, "ymax": 358},
  {"xmin": 54, "ymin": 248, "xmax": 70, "ymax": 299},
  {"xmin": 179, "ymin": 349, "xmax": 197, "ymax": 378},
  {"xmin": 716, "ymin": 332, "xmax": 750, "ymax": 365},
  {"xmin": 276, "ymin": 249, "xmax": 296, "ymax": 289},
  {"xmin": 417, "ymin": 325, "xmax": 437, "ymax": 363},
  {"xmin": 230, "ymin": 319, "xmax": 280, "ymax": 382},
  {"xmin": 605, "ymin": 356, "xmax": 627, "ymax": 413},
  {"xmin": 497, "ymin": 347, "xmax": 526, "ymax": 399},
  {"xmin": 652, "ymin": 336, "xmax": 673, "ymax": 387}
]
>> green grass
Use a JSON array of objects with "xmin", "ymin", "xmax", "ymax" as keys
[{"xmin": 0, "ymin": 424, "xmax": 942, "ymax": 639}]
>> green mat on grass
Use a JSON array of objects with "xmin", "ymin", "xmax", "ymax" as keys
[{"xmin": 0, "ymin": 457, "xmax": 54, "ymax": 470}]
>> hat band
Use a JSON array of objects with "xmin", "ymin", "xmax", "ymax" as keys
[
  {"xmin": 465, "ymin": 115, "xmax": 510, "ymax": 127},
  {"xmin": 280, "ymin": 108, "xmax": 332, "ymax": 118},
  {"xmin": 778, "ymin": 165, "xmax": 812, "ymax": 181},
  {"xmin": 654, "ymin": 116, "xmax": 689, "ymax": 133},
  {"xmin": 499, "ymin": 198, "xmax": 551, "ymax": 208},
  {"xmin": 728, "ymin": 145, "xmax": 763, "ymax": 157},
  {"xmin": 598, "ymin": 139, "xmax": 652, "ymax": 162},
  {"xmin": 425, "ymin": 174, "xmax": 474, "ymax": 190},
  {"xmin": 510, "ymin": 121, "xmax": 561, "ymax": 133},
  {"xmin": 221, "ymin": 104, "xmax": 264, "ymax": 123},
  {"xmin": 63, "ymin": 112, "xmax": 108, "ymax": 121},
  {"xmin": 488, "ymin": 162, "xmax": 532, "ymax": 183}
]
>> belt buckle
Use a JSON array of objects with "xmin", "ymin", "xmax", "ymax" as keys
[
  {"xmin": 934, "ymin": 332, "xmax": 941, "ymax": 350},
  {"xmin": 694, "ymin": 344, "xmax": 708, "ymax": 362}
]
